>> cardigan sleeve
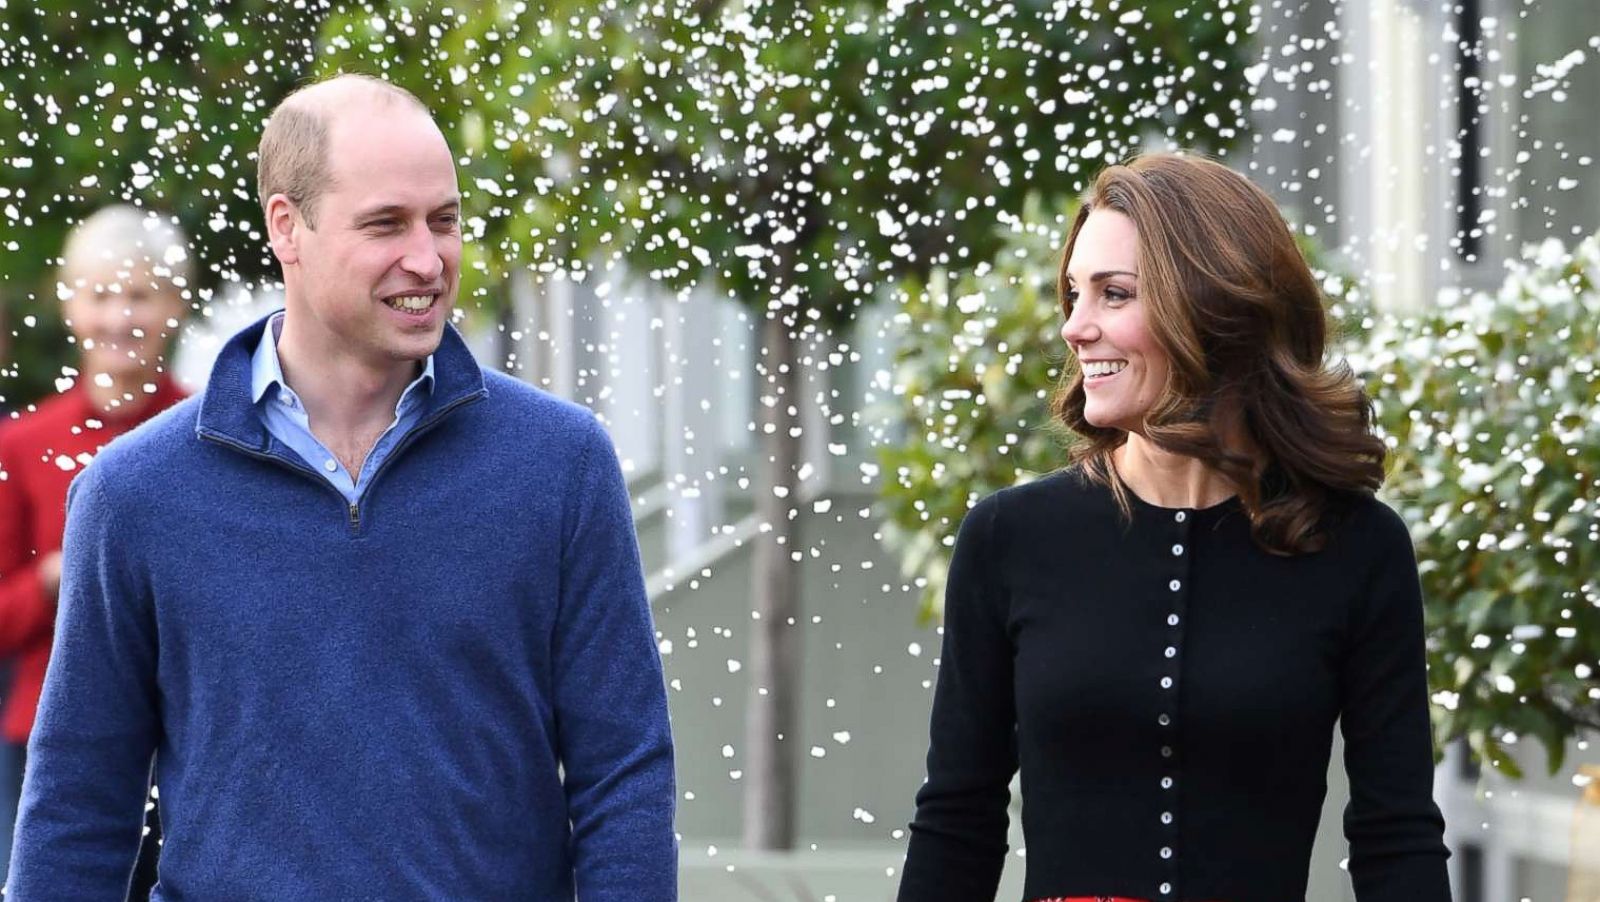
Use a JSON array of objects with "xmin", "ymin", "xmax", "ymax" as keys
[
  {"xmin": 0, "ymin": 432, "xmax": 59, "ymax": 655},
  {"xmin": 8, "ymin": 466, "xmax": 158, "ymax": 897},
  {"xmin": 1339, "ymin": 504, "xmax": 1452, "ymax": 902},
  {"xmin": 898, "ymin": 492, "xmax": 1017, "ymax": 902}
]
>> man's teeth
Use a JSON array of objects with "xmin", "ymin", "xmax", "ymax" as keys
[
  {"xmin": 385, "ymin": 294, "xmax": 435, "ymax": 311},
  {"xmin": 1083, "ymin": 360, "xmax": 1128, "ymax": 378}
]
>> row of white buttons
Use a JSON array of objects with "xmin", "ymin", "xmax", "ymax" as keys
[{"xmin": 1159, "ymin": 510, "xmax": 1187, "ymax": 898}]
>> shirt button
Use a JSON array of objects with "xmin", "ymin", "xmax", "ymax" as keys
[
  {"xmin": 1161, "ymin": 776, "xmax": 1174, "ymax": 789},
  {"xmin": 324, "ymin": 459, "xmax": 338, "ymax": 473},
  {"xmin": 1160, "ymin": 883, "xmax": 1173, "ymax": 895},
  {"xmin": 1160, "ymin": 676, "xmax": 1173, "ymax": 689},
  {"xmin": 1168, "ymin": 613, "xmax": 1180, "ymax": 626},
  {"xmin": 1158, "ymin": 713, "xmax": 1171, "ymax": 726},
  {"xmin": 1175, "ymin": 511, "xmax": 1187, "ymax": 523},
  {"xmin": 1161, "ymin": 745, "xmax": 1173, "ymax": 758},
  {"xmin": 1161, "ymin": 811, "xmax": 1174, "ymax": 824},
  {"xmin": 1160, "ymin": 846, "xmax": 1173, "ymax": 859},
  {"xmin": 1172, "ymin": 544, "xmax": 1184, "ymax": 556},
  {"xmin": 1169, "ymin": 579, "xmax": 1181, "ymax": 591},
  {"xmin": 1164, "ymin": 646, "xmax": 1177, "ymax": 658}
]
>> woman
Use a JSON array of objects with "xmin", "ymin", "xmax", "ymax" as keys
[
  {"xmin": 0, "ymin": 204, "xmax": 189, "ymax": 893},
  {"xmin": 896, "ymin": 154, "xmax": 1450, "ymax": 902}
]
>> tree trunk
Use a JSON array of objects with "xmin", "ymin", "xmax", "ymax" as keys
[{"xmin": 741, "ymin": 309, "xmax": 803, "ymax": 850}]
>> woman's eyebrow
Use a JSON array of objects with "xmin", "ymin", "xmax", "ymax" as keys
[{"xmin": 1065, "ymin": 269, "xmax": 1141, "ymax": 284}]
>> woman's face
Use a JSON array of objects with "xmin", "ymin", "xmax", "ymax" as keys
[
  {"xmin": 1060, "ymin": 208, "xmax": 1170, "ymax": 434},
  {"xmin": 59, "ymin": 260, "xmax": 186, "ymax": 383}
]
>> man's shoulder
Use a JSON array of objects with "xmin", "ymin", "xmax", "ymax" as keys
[
  {"xmin": 83, "ymin": 396, "xmax": 204, "ymax": 484},
  {"xmin": 476, "ymin": 368, "xmax": 608, "ymax": 447}
]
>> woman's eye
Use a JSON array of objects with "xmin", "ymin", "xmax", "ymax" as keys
[
  {"xmin": 1063, "ymin": 289, "xmax": 1079, "ymax": 304},
  {"xmin": 1105, "ymin": 288, "xmax": 1133, "ymax": 304}
]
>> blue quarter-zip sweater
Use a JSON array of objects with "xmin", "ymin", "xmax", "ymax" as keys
[{"xmin": 8, "ymin": 315, "xmax": 677, "ymax": 900}]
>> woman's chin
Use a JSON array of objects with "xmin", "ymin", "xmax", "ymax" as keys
[{"xmin": 1083, "ymin": 407, "xmax": 1130, "ymax": 432}]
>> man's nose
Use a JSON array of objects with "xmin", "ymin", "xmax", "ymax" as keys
[{"xmin": 399, "ymin": 224, "xmax": 444, "ymax": 282}]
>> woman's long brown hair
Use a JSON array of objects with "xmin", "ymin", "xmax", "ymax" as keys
[{"xmin": 1052, "ymin": 153, "xmax": 1386, "ymax": 555}]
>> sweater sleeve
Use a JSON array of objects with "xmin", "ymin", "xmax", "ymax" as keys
[
  {"xmin": 1340, "ymin": 505, "xmax": 1452, "ymax": 902},
  {"xmin": 0, "ymin": 434, "xmax": 58, "ymax": 655},
  {"xmin": 7, "ymin": 467, "xmax": 157, "ymax": 898},
  {"xmin": 554, "ymin": 423, "xmax": 677, "ymax": 900},
  {"xmin": 898, "ymin": 492, "xmax": 1017, "ymax": 902}
]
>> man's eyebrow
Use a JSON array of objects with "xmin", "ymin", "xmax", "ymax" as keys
[
  {"xmin": 1064, "ymin": 269, "xmax": 1140, "ymax": 283},
  {"xmin": 353, "ymin": 198, "xmax": 462, "ymax": 220},
  {"xmin": 352, "ymin": 204, "xmax": 407, "ymax": 222}
]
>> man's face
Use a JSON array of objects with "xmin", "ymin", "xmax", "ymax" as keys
[
  {"xmin": 287, "ymin": 106, "xmax": 461, "ymax": 367},
  {"xmin": 60, "ymin": 262, "xmax": 186, "ymax": 382}
]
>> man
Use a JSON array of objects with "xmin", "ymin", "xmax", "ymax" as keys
[
  {"xmin": 0, "ymin": 205, "xmax": 191, "ymax": 888},
  {"xmin": 8, "ymin": 75, "xmax": 677, "ymax": 899}
]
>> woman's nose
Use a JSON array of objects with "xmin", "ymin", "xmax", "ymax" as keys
[{"xmin": 1061, "ymin": 305, "xmax": 1096, "ymax": 347}]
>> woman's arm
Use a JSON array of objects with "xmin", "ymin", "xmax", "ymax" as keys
[
  {"xmin": 0, "ymin": 436, "xmax": 60, "ymax": 654},
  {"xmin": 1340, "ymin": 504, "xmax": 1452, "ymax": 901},
  {"xmin": 898, "ymin": 492, "xmax": 1018, "ymax": 902}
]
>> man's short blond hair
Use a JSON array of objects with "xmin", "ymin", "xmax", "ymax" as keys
[{"xmin": 256, "ymin": 74, "xmax": 430, "ymax": 228}]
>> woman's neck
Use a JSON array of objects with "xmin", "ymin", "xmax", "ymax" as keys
[
  {"xmin": 84, "ymin": 368, "xmax": 164, "ymax": 421},
  {"xmin": 1112, "ymin": 433, "xmax": 1237, "ymax": 509}
]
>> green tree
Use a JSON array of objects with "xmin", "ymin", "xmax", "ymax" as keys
[{"xmin": 497, "ymin": 0, "xmax": 1250, "ymax": 848}]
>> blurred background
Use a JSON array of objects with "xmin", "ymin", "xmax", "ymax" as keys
[{"xmin": 1, "ymin": 0, "xmax": 1597, "ymax": 899}]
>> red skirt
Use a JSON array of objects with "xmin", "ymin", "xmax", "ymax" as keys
[{"xmin": 1035, "ymin": 897, "xmax": 1226, "ymax": 902}]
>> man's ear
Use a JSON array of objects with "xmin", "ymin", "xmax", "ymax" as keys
[{"xmin": 265, "ymin": 194, "xmax": 305, "ymax": 266}]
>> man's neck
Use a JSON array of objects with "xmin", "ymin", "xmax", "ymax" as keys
[
  {"xmin": 274, "ymin": 314, "xmax": 418, "ymax": 441},
  {"xmin": 1113, "ymin": 434, "xmax": 1237, "ymax": 509}
]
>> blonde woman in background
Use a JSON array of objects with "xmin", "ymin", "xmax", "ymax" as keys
[{"xmin": 0, "ymin": 205, "xmax": 190, "ymax": 893}]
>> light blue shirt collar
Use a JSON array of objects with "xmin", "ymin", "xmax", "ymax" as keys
[
  {"xmin": 250, "ymin": 311, "xmax": 435, "ymax": 415},
  {"xmin": 249, "ymin": 311, "xmax": 436, "ymax": 505}
]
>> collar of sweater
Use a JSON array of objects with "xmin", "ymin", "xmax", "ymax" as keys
[{"xmin": 194, "ymin": 310, "xmax": 487, "ymax": 450}]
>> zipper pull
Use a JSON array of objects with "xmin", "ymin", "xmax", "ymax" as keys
[{"xmin": 348, "ymin": 503, "xmax": 361, "ymax": 528}]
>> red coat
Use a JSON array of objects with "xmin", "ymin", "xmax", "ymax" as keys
[{"xmin": 0, "ymin": 377, "xmax": 186, "ymax": 743}]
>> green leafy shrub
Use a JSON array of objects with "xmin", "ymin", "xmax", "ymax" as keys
[
  {"xmin": 877, "ymin": 202, "xmax": 1069, "ymax": 620},
  {"xmin": 1350, "ymin": 236, "xmax": 1600, "ymax": 775}
]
